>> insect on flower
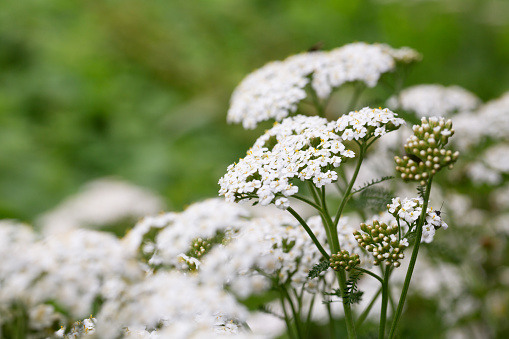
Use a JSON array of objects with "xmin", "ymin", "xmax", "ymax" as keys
[{"xmin": 433, "ymin": 202, "xmax": 445, "ymax": 230}]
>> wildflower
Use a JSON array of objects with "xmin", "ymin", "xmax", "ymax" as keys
[
  {"xmin": 387, "ymin": 84, "xmax": 480, "ymax": 118},
  {"xmin": 228, "ymin": 42, "xmax": 419, "ymax": 128},
  {"xmin": 395, "ymin": 116, "xmax": 459, "ymax": 185},
  {"xmin": 220, "ymin": 108, "xmax": 404, "ymax": 209}
]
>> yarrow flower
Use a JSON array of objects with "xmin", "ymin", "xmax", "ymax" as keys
[
  {"xmin": 200, "ymin": 214, "xmax": 329, "ymax": 296},
  {"xmin": 354, "ymin": 196, "xmax": 448, "ymax": 267},
  {"xmin": 354, "ymin": 220, "xmax": 408, "ymax": 267},
  {"xmin": 453, "ymin": 91, "xmax": 509, "ymax": 150},
  {"xmin": 219, "ymin": 108, "xmax": 403, "ymax": 209},
  {"xmin": 387, "ymin": 197, "xmax": 448, "ymax": 243},
  {"xmin": 228, "ymin": 42, "xmax": 420, "ymax": 129},
  {"xmin": 55, "ymin": 316, "xmax": 96, "ymax": 338},
  {"xmin": 123, "ymin": 199, "xmax": 249, "ymax": 271},
  {"xmin": 387, "ymin": 84, "xmax": 480, "ymax": 118},
  {"xmin": 395, "ymin": 117, "xmax": 459, "ymax": 185}
]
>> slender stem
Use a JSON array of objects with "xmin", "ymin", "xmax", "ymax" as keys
[
  {"xmin": 294, "ymin": 287, "xmax": 304, "ymax": 324},
  {"xmin": 379, "ymin": 266, "xmax": 391, "ymax": 339},
  {"xmin": 388, "ymin": 178, "xmax": 434, "ymax": 339},
  {"xmin": 310, "ymin": 86, "xmax": 326, "ymax": 118},
  {"xmin": 334, "ymin": 144, "xmax": 366, "ymax": 228},
  {"xmin": 287, "ymin": 207, "xmax": 329, "ymax": 260},
  {"xmin": 280, "ymin": 294, "xmax": 296, "ymax": 339},
  {"xmin": 316, "ymin": 187, "xmax": 357, "ymax": 339},
  {"xmin": 356, "ymin": 286, "xmax": 382, "ymax": 328},
  {"xmin": 346, "ymin": 83, "xmax": 365, "ymax": 113},
  {"xmin": 305, "ymin": 293, "xmax": 316, "ymax": 338},
  {"xmin": 354, "ymin": 267, "xmax": 383, "ymax": 284},
  {"xmin": 338, "ymin": 271, "xmax": 357, "ymax": 339},
  {"xmin": 292, "ymin": 194, "xmax": 323, "ymax": 211},
  {"xmin": 282, "ymin": 286, "xmax": 304, "ymax": 339},
  {"xmin": 308, "ymin": 182, "xmax": 336, "ymax": 259},
  {"xmin": 307, "ymin": 181, "xmax": 320, "ymax": 205},
  {"xmin": 325, "ymin": 299, "xmax": 337, "ymax": 339}
]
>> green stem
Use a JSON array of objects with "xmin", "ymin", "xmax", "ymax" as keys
[
  {"xmin": 280, "ymin": 293, "xmax": 297, "ymax": 339},
  {"xmin": 287, "ymin": 207, "xmax": 329, "ymax": 260},
  {"xmin": 379, "ymin": 266, "xmax": 391, "ymax": 339},
  {"xmin": 338, "ymin": 270, "xmax": 357, "ymax": 339},
  {"xmin": 334, "ymin": 144, "xmax": 366, "ymax": 229},
  {"xmin": 388, "ymin": 178, "xmax": 433, "ymax": 339},
  {"xmin": 310, "ymin": 86, "xmax": 326, "ymax": 118},
  {"xmin": 354, "ymin": 267, "xmax": 383, "ymax": 284},
  {"xmin": 292, "ymin": 194, "xmax": 323, "ymax": 211},
  {"xmin": 325, "ymin": 298, "xmax": 337, "ymax": 339},
  {"xmin": 316, "ymin": 187, "xmax": 357, "ymax": 339},
  {"xmin": 346, "ymin": 83, "xmax": 365, "ymax": 113},
  {"xmin": 356, "ymin": 287, "xmax": 382, "ymax": 328},
  {"xmin": 305, "ymin": 294, "xmax": 316, "ymax": 338},
  {"xmin": 282, "ymin": 286, "xmax": 304, "ymax": 339}
]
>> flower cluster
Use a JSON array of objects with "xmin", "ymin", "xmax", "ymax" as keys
[
  {"xmin": 219, "ymin": 115, "xmax": 349, "ymax": 209},
  {"xmin": 354, "ymin": 220, "xmax": 408, "ymax": 267},
  {"xmin": 123, "ymin": 199, "xmax": 249, "ymax": 271},
  {"xmin": 227, "ymin": 42, "xmax": 419, "ymax": 128},
  {"xmin": 220, "ymin": 108, "xmax": 404, "ymax": 209},
  {"xmin": 37, "ymin": 178, "xmax": 164, "ymax": 235},
  {"xmin": 55, "ymin": 316, "xmax": 96, "ymax": 338},
  {"xmin": 388, "ymin": 197, "xmax": 448, "ymax": 243},
  {"xmin": 0, "ymin": 221, "xmax": 143, "ymax": 336},
  {"xmin": 395, "ymin": 117, "xmax": 459, "ymax": 184},
  {"xmin": 387, "ymin": 84, "xmax": 480, "ymax": 117},
  {"xmin": 200, "ymin": 214, "xmax": 329, "ymax": 297},
  {"xmin": 330, "ymin": 250, "xmax": 360, "ymax": 271},
  {"xmin": 454, "ymin": 91, "xmax": 509, "ymax": 150},
  {"xmin": 96, "ymin": 272, "xmax": 249, "ymax": 339},
  {"xmin": 331, "ymin": 107, "xmax": 405, "ymax": 141}
]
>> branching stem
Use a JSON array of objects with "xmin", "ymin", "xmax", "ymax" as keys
[{"xmin": 388, "ymin": 178, "xmax": 433, "ymax": 338}]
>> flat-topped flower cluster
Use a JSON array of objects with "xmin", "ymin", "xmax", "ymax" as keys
[
  {"xmin": 387, "ymin": 84, "xmax": 480, "ymax": 118},
  {"xmin": 219, "ymin": 108, "xmax": 404, "ymax": 209},
  {"xmin": 387, "ymin": 197, "xmax": 448, "ymax": 243},
  {"xmin": 228, "ymin": 42, "xmax": 420, "ymax": 129}
]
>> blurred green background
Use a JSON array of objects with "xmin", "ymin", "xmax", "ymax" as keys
[{"xmin": 1, "ymin": 0, "xmax": 508, "ymax": 222}]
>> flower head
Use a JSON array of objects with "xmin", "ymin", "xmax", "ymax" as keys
[
  {"xmin": 395, "ymin": 117, "xmax": 459, "ymax": 184},
  {"xmin": 228, "ymin": 42, "xmax": 419, "ymax": 129},
  {"xmin": 220, "ymin": 108, "xmax": 403, "ymax": 209}
]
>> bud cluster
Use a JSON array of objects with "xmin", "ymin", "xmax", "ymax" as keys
[
  {"xmin": 395, "ymin": 117, "xmax": 459, "ymax": 185},
  {"xmin": 189, "ymin": 237, "xmax": 212, "ymax": 258},
  {"xmin": 329, "ymin": 250, "xmax": 361, "ymax": 271},
  {"xmin": 353, "ymin": 220, "xmax": 409, "ymax": 267}
]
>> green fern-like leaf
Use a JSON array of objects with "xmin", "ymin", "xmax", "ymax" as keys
[
  {"xmin": 258, "ymin": 305, "xmax": 285, "ymax": 320},
  {"xmin": 351, "ymin": 176, "xmax": 394, "ymax": 195},
  {"xmin": 343, "ymin": 270, "xmax": 364, "ymax": 305},
  {"xmin": 308, "ymin": 260, "xmax": 330, "ymax": 279},
  {"xmin": 417, "ymin": 184, "xmax": 426, "ymax": 199},
  {"xmin": 350, "ymin": 187, "xmax": 393, "ymax": 214}
]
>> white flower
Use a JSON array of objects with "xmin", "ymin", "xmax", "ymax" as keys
[
  {"xmin": 387, "ymin": 84, "xmax": 480, "ymax": 118},
  {"xmin": 275, "ymin": 197, "xmax": 290, "ymax": 210},
  {"xmin": 228, "ymin": 42, "xmax": 419, "ymax": 129}
]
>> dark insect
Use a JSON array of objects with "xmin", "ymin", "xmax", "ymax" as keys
[
  {"xmin": 433, "ymin": 202, "xmax": 445, "ymax": 230},
  {"xmin": 435, "ymin": 201, "xmax": 445, "ymax": 217},
  {"xmin": 307, "ymin": 41, "xmax": 324, "ymax": 52},
  {"xmin": 406, "ymin": 153, "xmax": 423, "ymax": 164}
]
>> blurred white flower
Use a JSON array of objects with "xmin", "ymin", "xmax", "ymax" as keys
[
  {"xmin": 387, "ymin": 84, "xmax": 480, "ymax": 117},
  {"xmin": 37, "ymin": 178, "xmax": 165, "ymax": 234}
]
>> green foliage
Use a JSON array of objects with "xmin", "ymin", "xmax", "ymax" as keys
[
  {"xmin": 343, "ymin": 270, "xmax": 364, "ymax": 305},
  {"xmin": 0, "ymin": 0, "xmax": 508, "ymax": 223},
  {"xmin": 308, "ymin": 260, "xmax": 330, "ymax": 279},
  {"xmin": 351, "ymin": 176, "xmax": 394, "ymax": 195},
  {"xmin": 349, "ymin": 186, "xmax": 394, "ymax": 215}
]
